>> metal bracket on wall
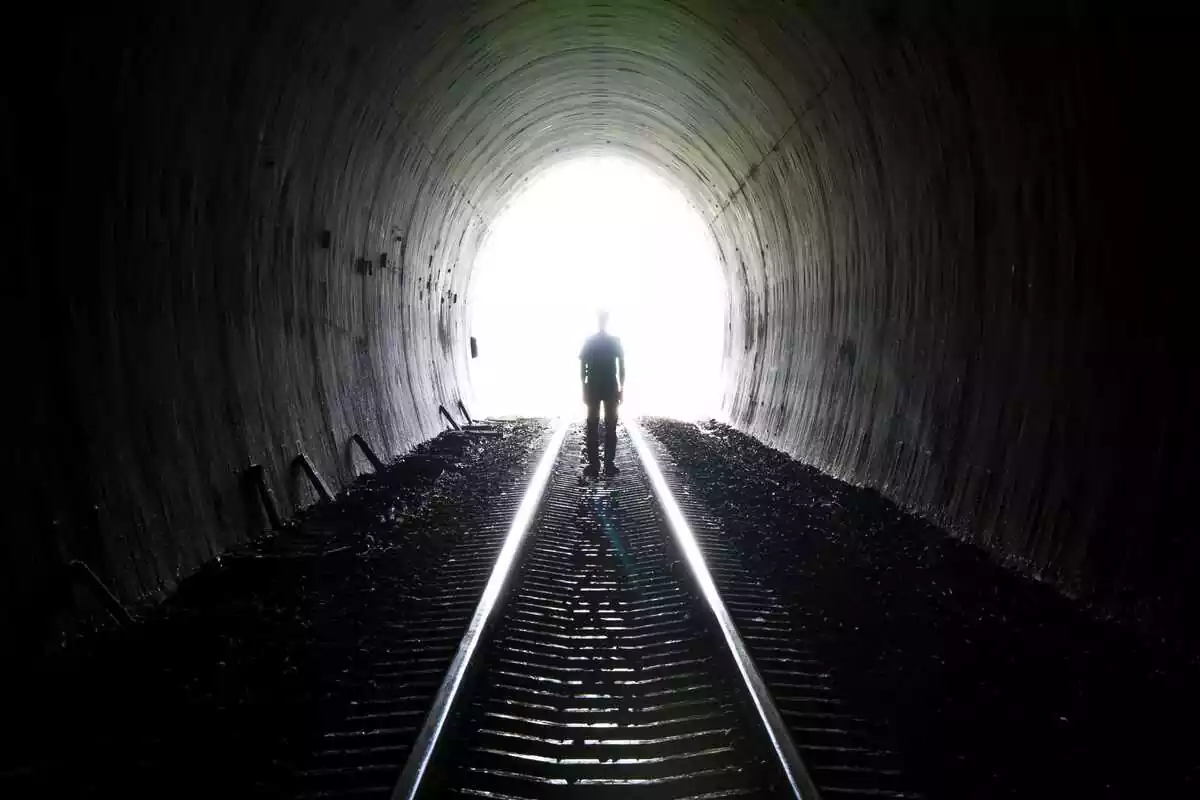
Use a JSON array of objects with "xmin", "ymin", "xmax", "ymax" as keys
[
  {"xmin": 457, "ymin": 400, "xmax": 474, "ymax": 426},
  {"xmin": 67, "ymin": 560, "xmax": 135, "ymax": 626},
  {"xmin": 454, "ymin": 401, "xmax": 501, "ymax": 436},
  {"xmin": 438, "ymin": 405, "xmax": 461, "ymax": 431},
  {"xmin": 456, "ymin": 402, "xmax": 500, "ymax": 436},
  {"xmin": 294, "ymin": 452, "xmax": 334, "ymax": 503},
  {"xmin": 352, "ymin": 433, "xmax": 386, "ymax": 472},
  {"xmin": 246, "ymin": 463, "xmax": 283, "ymax": 530}
]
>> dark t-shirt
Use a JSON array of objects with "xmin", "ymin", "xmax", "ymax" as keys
[{"xmin": 580, "ymin": 333, "xmax": 624, "ymax": 398}]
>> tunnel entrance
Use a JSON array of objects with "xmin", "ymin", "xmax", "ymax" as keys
[{"xmin": 466, "ymin": 156, "xmax": 725, "ymax": 419}]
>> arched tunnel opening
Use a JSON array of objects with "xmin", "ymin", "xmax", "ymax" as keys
[
  {"xmin": 5, "ymin": 0, "xmax": 1197, "ymax": 796},
  {"xmin": 468, "ymin": 155, "xmax": 726, "ymax": 417}
]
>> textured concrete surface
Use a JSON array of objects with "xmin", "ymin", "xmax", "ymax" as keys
[{"xmin": 5, "ymin": 1, "xmax": 1194, "ymax": 646}]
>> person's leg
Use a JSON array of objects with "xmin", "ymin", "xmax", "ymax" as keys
[
  {"xmin": 603, "ymin": 396, "xmax": 619, "ymax": 468},
  {"xmin": 585, "ymin": 397, "xmax": 601, "ymax": 468}
]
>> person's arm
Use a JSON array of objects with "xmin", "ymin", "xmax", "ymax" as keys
[
  {"xmin": 616, "ymin": 340, "xmax": 626, "ymax": 401},
  {"xmin": 580, "ymin": 346, "xmax": 588, "ymax": 402}
]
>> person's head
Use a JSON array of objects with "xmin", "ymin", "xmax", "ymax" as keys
[{"xmin": 597, "ymin": 309, "xmax": 610, "ymax": 332}]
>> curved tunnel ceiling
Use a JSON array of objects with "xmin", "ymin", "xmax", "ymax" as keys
[{"xmin": 8, "ymin": 0, "xmax": 1193, "ymax": 643}]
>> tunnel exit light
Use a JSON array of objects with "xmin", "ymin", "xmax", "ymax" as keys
[{"xmin": 467, "ymin": 156, "xmax": 726, "ymax": 419}]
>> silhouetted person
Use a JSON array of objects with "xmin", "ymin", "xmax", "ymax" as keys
[{"xmin": 580, "ymin": 311, "xmax": 625, "ymax": 477}]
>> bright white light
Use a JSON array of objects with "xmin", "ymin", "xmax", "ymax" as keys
[{"xmin": 468, "ymin": 156, "xmax": 726, "ymax": 419}]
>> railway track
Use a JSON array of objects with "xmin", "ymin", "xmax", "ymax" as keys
[
  {"xmin": 295, "ymin": 420, "xmax": 915, "ymax": 799},
  {"xmin": 392, "ymin": 424, "xmax": 818, "ymax": 799},
  {"xmin": 635, "ymin": 429, "xmax": 920, "ymax": 799}
]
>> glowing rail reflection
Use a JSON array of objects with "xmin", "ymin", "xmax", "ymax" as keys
[
  {"xmin": 626, "ymin": 420, "xmax": 822, "ymax": 800},
  {"xmin": 392, "ymin": 419, "xmax": 570, "ymax": 800}
]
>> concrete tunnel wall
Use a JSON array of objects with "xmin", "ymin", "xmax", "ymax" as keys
[{"xmin": 6, "ymin": 0, "xmax": 1194, "ymax": 646}]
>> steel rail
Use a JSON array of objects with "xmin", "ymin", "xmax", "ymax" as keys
[
  {"xmin": 626, "ymin": 420, "xmax": 823, "ymax": 800},
  {"xmin": 391, "ymin": 419, "xmax": 570, "ymax": 800}
]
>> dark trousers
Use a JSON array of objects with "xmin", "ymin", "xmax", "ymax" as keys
[{"xmin": 585, "ymin": 395, "xmax": 619, "ymax": 466}]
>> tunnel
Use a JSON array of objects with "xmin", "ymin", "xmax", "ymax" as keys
[
  {"xmin": 5, "ymin": 0, "xmax": 1198, "ymax": 791},
  {"xmin": 10, "ymin": 0, "xmax": 1193, "ymax": 637}
]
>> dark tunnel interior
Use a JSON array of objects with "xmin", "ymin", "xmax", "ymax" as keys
[{"xmin": 6, "ymin": 0, "xmax": 1196, "ymax": 681}]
